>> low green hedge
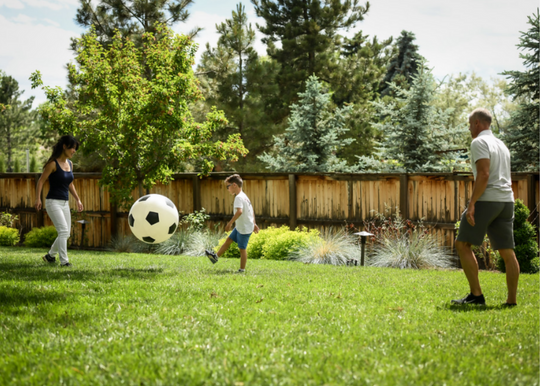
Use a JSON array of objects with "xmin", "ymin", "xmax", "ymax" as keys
[
  {"xmin": 215, "ymin": 226, "xmax": 320, "ymax": 260},
  {"xmin": 24, "ymin": 226, "xmax": 58, "ymax": 248},
  {"xmin": 0, "ymin": 226, "xmax": 20, "ymax": 246}
]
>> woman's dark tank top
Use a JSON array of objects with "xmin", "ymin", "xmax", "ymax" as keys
[{"xmin": 46, "ymin": 159, "xmax": 74, "ymax": 201}]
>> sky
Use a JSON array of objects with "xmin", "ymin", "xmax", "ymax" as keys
[{"xmin": 0, "ymin": 0, "xmax": 537, "ymax": 107}]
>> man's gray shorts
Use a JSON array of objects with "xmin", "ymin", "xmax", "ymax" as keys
[{"xmin": 456, "ymin": 201, "xmax": 515, "ymax": 250}]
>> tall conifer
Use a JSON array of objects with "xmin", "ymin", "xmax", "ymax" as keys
[{"xmin": 502, "ymin": 9, "xmax": 539, "ymax": 172}]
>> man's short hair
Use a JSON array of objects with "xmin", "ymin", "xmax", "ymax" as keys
[
  {"xmin": 225, "ymin": 174, "xmax": 243, "ymax": 188},
  {"xmin": 469, "ymin": 108, "xmax": 492, "ymax": 125}
]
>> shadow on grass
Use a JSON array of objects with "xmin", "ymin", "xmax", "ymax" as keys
[
  {"xmin": 0, "ymin": 261, "xmax": 170, "ymax": 283},
  {"xmin": 0, "ymin": 286, "xmax": 67, "ymax": 308},
  {"xmin": 440, "ymin": 304, "xmax": 510, "ymax": 312}
]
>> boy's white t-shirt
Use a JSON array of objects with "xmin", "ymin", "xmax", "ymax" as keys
[
  {"xmin": 233, "ymin": 191, "xmax": 255, "ymax": 234},
  {"xmin": 470, "ymin": 130, "xmax": 514, "ymax": 202}
]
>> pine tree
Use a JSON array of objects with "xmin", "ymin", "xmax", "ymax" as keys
[
  {"xmin": 379, "ymin": 30, "xmax": 423, "ymax": 97},
  {"xmin": 331, "ymin": 31, "xmax": 393, "ymax": 162},
  {"xmin": 0, "ymin": 73, "xmax": 35, "ymax": 172},
  {"xmin": 74, "ymin": 0, "xmax": 198, "ymax": 49},
  {"xmin": 501, "ymin": 9, "xmax": 539, "ymax": 172},
  {"xmin": 252, "ymin": 0, "xmax": 369, "ymax": 121},
  {"xmin": 196, "ymin": 3, "xmax": 279, "ymax": 171},
  {"xmin": 259, "ymin": 75, "xmax": 354, "ymax": 172},
  {"xmin": 371, "ymin": 63, "xmax": 465, "ymax": 172}
]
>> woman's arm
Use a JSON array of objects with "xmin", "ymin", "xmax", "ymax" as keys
[
  {"xmin": 34, "ymin": 161, "xmax": 55, "ymax": 211},
  {"xmin": 68, "ymin": 161, "xmax": 83, "ymax": 212}
]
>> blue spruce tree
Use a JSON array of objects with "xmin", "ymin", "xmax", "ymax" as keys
[
  {"xmin": 501, "ymin": 9, "xmax": 539, "ymax": 172},
  {"xmin": 371, "ymin": 63, "xmax": 465, "ymax": 172},
  {"xmin": 259, "ymin": 75, "xmax": 354, "ymax": 172}
]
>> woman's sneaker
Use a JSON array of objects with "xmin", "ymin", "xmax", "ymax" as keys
[
  {"xmin": 451, "ymin": 293, "xmax": 485, "ymax": 305},
  {"xmin": 42, "ymin": 253, "xmax": 55, "ymax": 263},
  {"xmin": 205, "ymin": 250, "xmax": 218, "ymax": 264}
]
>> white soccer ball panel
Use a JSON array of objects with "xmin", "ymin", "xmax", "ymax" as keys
[{"xmin": 128, "ymin": 194, "xmax": 179, "ymax": 244}]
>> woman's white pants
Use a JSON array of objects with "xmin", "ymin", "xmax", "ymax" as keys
[{"xmin": 45, "ymin": 199, "xmax": 71, "ymax": 265}]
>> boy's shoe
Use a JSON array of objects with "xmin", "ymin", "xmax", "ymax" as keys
[
  {"xmin": 234, "ymin": 269, "xmax": 245, "ymax": 274},
  {"xmin": 451, "ymin": 293, "xmax": 485, "ymax": 305},
  {"xmin": 42, "ymin": 253, "xmax": 55, "ymax": 263},
  {"xmin": 61, "ymin": 262, "xmax": 73, "ymax": 267},
  {"xmin": 205, "ymin": 250, "xmax": 218, "ymax": 264},
  {"xmin": 502, "ymin": 303, "xmax": 517, "ymax": 308}
]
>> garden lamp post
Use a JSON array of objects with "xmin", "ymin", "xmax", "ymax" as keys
[
  {"xmin": 354, "ymin": 231, "xmax": 374, "ymax": 266},
  {"xmin": 77, "ymin": 219, "xmax": 90, "ymax": 249}
]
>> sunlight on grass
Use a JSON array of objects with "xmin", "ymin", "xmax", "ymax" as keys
[{"xmin": 0, "ymin": 247, "xmax": 538, "ymax": 385}]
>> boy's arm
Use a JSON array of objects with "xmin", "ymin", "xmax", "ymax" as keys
[{"xmin": 226, "ymin": 208, "xmax": 243, "ymax": 231}]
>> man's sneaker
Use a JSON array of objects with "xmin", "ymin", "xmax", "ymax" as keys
[
  {"xmin": 205, "ymin": 250, "xmax": 218, "ymax": 264},
  {"xmin": 234, "ymin": 269, "xmax": 245, "ymax": 274},
  {"xmin": 61, "ymin": 262, "xmax": 73, "ymax": 267},
  {"xmin": 451, "ymin": 293, "xmax": 485, "ymax": 305},
  {"xmin": 42, "ymin": 253, "xmax": 55, "ymax": 263}
]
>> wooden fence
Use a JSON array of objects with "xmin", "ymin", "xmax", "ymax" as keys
[{"xmin": 1, "ymin": 172, "xmax": 538, "ymax": 252}]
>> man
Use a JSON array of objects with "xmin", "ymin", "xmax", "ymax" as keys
[{"xmin": 453, "ymin": 108, "xmax": 520, "ymax": 306}]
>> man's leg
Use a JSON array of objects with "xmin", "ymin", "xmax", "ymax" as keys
[
  {"xmin": 217, "ymin": 237, "xmax": 234, "ymax": 257},
  {"xmin": 498, "ymin": 249, "xmax": 519, "ymax": 304},
  {"xmin": 239, "ymin": 249, "xmax": 247, "ymax": 270},
  {"xmin": 456, "ymin": 240, "xmax": 483, "ymax": 296}
]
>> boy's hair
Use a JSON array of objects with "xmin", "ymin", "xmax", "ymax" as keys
[{"xmin": 225, "ymin": 174, "xmax": 243, "ymax": 188}]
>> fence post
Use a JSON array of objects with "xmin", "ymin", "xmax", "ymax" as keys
[
  {"xmin": 192, "ymin": 175, "xmax": 201, "ymax": 212},
  {"xmin": 400, "ymin": 174, "xmax": 409, "ymax": 219},
  {"xmin": 110, "ymin": 203, "xmax": 117, "ymax": 237},
  {"xmin": 289, "ymin": 174, "xmax": 297, "ymax": 229},
  {"xmin": 347, "ymin": 180, "xmax": 354, "ymax": 223}
]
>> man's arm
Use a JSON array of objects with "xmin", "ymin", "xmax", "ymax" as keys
[{"xmin": 466, "ymin": 158, "xmax": 490, "ymax": 226}]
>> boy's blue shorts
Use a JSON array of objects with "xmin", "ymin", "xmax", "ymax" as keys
[{"xmin": 229, "ymin": 228, "xmax": 252, "ymax": 250}]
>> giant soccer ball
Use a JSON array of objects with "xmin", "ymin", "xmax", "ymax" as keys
[{"xmin": 128, "ymin": 194, "xmax": 179, "ymax": 244}]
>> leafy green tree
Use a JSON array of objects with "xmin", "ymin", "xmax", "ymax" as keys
[
  {"xmin": 433, "ymin": 73, "xmax": 516, "ymax": 152},
  {"xmin": 501, "ymin": 9, "xmax": 539, "ymax": 172},
  {"xmin": 252, "ymin": 0, "xmax": 369, "ymax": 121},
  {"xmin": 31, "ymin": 25, "xmax": 247, "ymax": 208},
  {"xmin": 380, "ymin": 30, "xmax": 423, "ymax": 97},
  {"xmin": 0, "ymin": 72, "xmax": 36, "ymax": 172},
  {"xmin": 371, "ymin": 63, "xmax": 465, "ymax": 172},
  {"xmin": 74, "ymin": 0, "xmax": 199, "ymax": 49},
  {"xmin": 196, "ymin": 3, "xmax": 279, "ymax": 171},
  {"xmin": 259, "ymin": 75, "xmax": 353, "ymax": 172}
]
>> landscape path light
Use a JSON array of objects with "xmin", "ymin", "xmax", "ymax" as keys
[
  {"xmin": 354, "ymin": 231, "xmax": 374, "ymax": 266},
  {"xmin": 77, "ymin": 219, "xmax": 91, "ymax": 249}
]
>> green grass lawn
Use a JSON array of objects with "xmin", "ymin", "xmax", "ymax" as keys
[{"xmin": 0, "ymin": 247, "xmax": 538, "ymax": 386}]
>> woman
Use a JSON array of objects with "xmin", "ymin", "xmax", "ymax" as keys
[{"xmin": 35, "ymin": 135, "xmax": 84, "ymax": 267}]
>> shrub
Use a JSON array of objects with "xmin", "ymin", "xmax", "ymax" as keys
[
  {"xmin": 0, "ymin": 211, "xmax": 19, "ymax": 228},
  {"xmin": 184, "ymin": 228, "xmax": 225, "ymax": 257},
  {"xmin": 215, "ymin": 232, "xmax": 240, "ymax": 259},
  {"xmin": 497, "ymin": 199, "xmax": 539, "ymax": 274},
  {"xmin": 247, "ymin": 226, "xmax": 291, "ymax": 259},
  {"xmin": 108, "ymin": 234, "xmax": 139, "ymax": 253},
  {"xmin": 369, "ymin": 231, "xmax": 453, "ymax": 269},
  {"xmin": 0, "ymin": 226, "xmax": 20, "ymax": 246},
  {"xmin": 24, "ymin": 226, "xmax": 57, "ymax": 248},
  {"xmin": 154, "ymin": 230, "xmax": 192, "ymax": 256},
  {"xmin": 181, "ymin": 208, "xmax": 210, "ymax": 232},
  {"xmin": 263, "ymin": 228, "xmax": 320, "ymax": 261},
  {"xmin": 291, "ymin": 229, "xmax": 360, "ymax": 265},
  {"xmin": 363, "ymin": 209, "xmax": 453, "ymax": 269}
]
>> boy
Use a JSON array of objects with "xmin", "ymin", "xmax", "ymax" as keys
[{"xmin": 205, "ymin": 174, "xmax": 259, "ymax": 273}]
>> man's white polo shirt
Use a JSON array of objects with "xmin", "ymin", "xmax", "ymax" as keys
[{"xmin": 470, "ymin": 130, "xmax": 514, "ymax": 202}]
